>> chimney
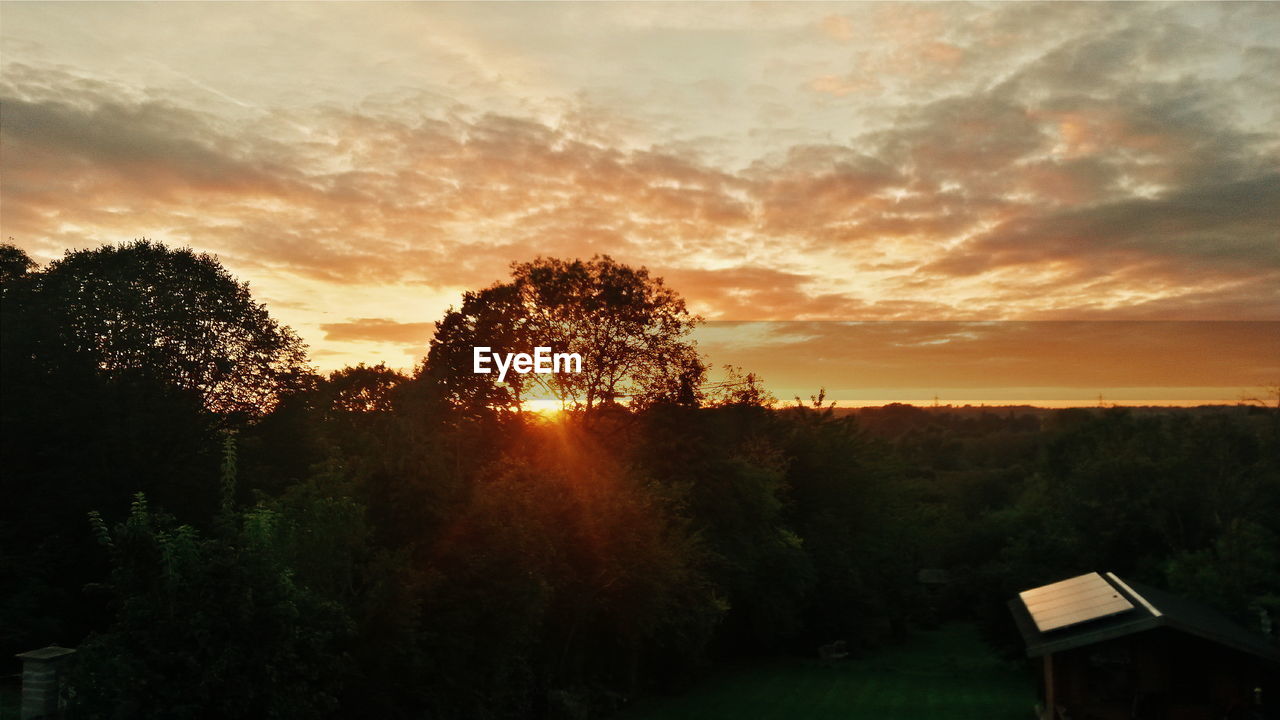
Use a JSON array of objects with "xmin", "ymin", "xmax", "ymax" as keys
[{"xmin": 14, "ymin": 646, "xmax": 76, "ymax": 720}]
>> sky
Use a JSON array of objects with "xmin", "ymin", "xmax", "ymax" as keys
[{"xmin": 2, "ymin": 2, "xmax": 1278, "ymax": 405}]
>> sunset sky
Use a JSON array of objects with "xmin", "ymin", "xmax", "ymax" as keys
[{"xmin": 2, "ymin": 2, "xmax": 1277, "ymax": 405}]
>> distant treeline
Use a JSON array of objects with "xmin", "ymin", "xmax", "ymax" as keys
[{"xmin": 2, "ymin": 242, "xmax": 1278, "ymax": 720}]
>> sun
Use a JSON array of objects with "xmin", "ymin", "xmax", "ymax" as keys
[{"xmin": 523, "ymin": 397, "xmax": 565, "ymax": 417}]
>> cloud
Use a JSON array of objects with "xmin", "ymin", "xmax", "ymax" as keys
[
  {"xmin": 319, "ymin": 318, "xmax": 435, "ymax": 345},
  {"xmin": 695, "ymin": 321, "xmax": 1280, "ymax": 395},
  {"xmin": 925, "ymin": 173, "xmax": 1280, "ymax": 281},
  {"xmin": 0, "ymin": 73, "xmax": 753, "ymax": 290},
  {"xmin": 0, "ymin": 69, "xmax": 300, "ymax": 199},
  {"xmin": 661, "ymin": 266, "xmax": 873, "ymax": 321},
  {"xmin": 2, "ymin": 0, "xmax": 1279, "ymax": 351},
  {"xmin": 818, "ymin": 15, "xmax": 855, "ymax": 43}
]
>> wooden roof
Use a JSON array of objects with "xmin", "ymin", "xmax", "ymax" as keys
[{"xmin": 1008, "ymin": 571, "xmax": 1280, "ymax": 664}]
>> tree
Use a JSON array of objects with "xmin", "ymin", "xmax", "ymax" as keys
[
  {"xmin": 31, "ymin": 240, "xmax": 311, "ymax": 415},
  {"xmin": 72, "ymin": 487, "xmax": 352, "ymax": 720},
  {"xmin": 2, "ymin": 241, "xmax": 316, "ymax": 654},
  {"xmin": 416, "ymin": 424, "xmax": 722, "ymax": 717},
  {"xmin": 0, "ymin": 242, "xmax": 36, "ymax": 287},
  {"xmin": 323, "ymin": 363, "xmax": 406, "ymax": 413},
  {"xmin": 424, "ymin": 256, "xmax": 704, "ymax": 415}
]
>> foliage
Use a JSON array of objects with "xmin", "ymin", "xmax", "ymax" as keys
[
  {"xmin": 407, "ymin": 422, "xmax": 724, "ymax": 718},
  {"xmin": 4, "ymin": 243, "xmax": 1279, "ymax": 718},
  {"xmin": 0, "ymin": 243, "xmax": 36, "ymax": 287},
  {"xmin": 705, "ymin": 365, "xmax": 777, "ymax": 409},
  {"xmin": 322, "ymin": 362, "xmax": 405, "ymax": 413},
  {"xmin": 72, "ymin": 490, "xmax": 352, "ymax": 720},
  {"xmin": 28, "ymin": 239, "xmax": 312, "ymax": 416},
  {"xmin": 425, "ymin": 256, "xmax": 703, "ymax": 415},
  {"xmin": 2, "ymin": 241, "xmax": 311, "ymax": 657}
]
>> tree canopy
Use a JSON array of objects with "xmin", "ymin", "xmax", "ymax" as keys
[
  {"xmin": 0, "ymin": 242, "xmax": 37, "ymax": 287},
  {"xmin": 22, "ymin": 240, "xmax": 311, "ymax": 415},
  {"xmin": 5, "ymin": 240, "xmax": 1279, "ymax": 719},
  {"xmin": 425, "ymin": 256, "xmax": 704, "ymax": 415}
]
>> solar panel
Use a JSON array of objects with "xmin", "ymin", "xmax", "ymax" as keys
[{"xmin": 1019, "ymin": 572, "xmax": 1135, "ymax": 633}]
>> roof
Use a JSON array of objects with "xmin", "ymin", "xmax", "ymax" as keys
[
  {"xmin": 1019, "ymin": 572, "xmax": 1133, "ymax": 632},
  {"xmin": 15, "ymin": 645, "xmax": 76, "ymax": 662},
  {"xmin": 1008, "ymin": 571, "xmax": 1280, "ymax": 664}
]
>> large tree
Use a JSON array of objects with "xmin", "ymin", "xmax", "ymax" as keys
[
  {"xmin": 26, "ymin": 240, "xmax": 311, "ymax": 415},
  {"xmin": 0, "ymin": 243, "xmax": 37, "ymax": 287},
  {"xmin": 425, "ymin": 256, "xmax": 704, "ymax": 415},
  {"xmin": 2, "ymin": 241, "xmax": 315, "ymax": 654}
]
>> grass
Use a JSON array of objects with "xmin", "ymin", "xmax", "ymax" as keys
[{"xmin": 619, "ymin": 624, "xmax": 1035, "ymax": 720}]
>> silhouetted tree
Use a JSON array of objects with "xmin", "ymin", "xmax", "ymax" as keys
[
  {"xmin": 323, "ymin": 363, "xmax": 406, "ymax": 413},
  {"xmin": 425, "ymin": 256, "xmax": 703, "ymax": 415},
  {"xmin": 0, "ymin": 242, "xmax": 36, "ymax": 287},
  {"xmin": 1, "ymin": 240, "xmax": 314, "ymax": 657},
  {"xmin": 33, "ymin": 240, "xmax": 311, "ymax": 416}
]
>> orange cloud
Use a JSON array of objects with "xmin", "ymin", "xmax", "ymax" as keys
[
  {"xmin": 320, "ymin": 318, "xmax": 435, "ymax": 345},
  {"xmin": 697, "ymin": 321, "xmax": 1280, "ymax": 403},
  {"xmin": 819, "ymin": 15, "xmax": 855, "ymax": 43},
  {"xmin": 3, "ymin": 2, "xmax": 1278, "ymax": 358}
]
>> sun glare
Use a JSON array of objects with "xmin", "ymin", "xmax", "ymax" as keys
[{"xmin": 523, "ymin": 397, "xmax": 565, "ymax": 417}]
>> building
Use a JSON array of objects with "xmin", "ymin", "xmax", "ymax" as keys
[{"xmin": 1009, "ymin": 571, "xmax": 1280, "ymax": 720}]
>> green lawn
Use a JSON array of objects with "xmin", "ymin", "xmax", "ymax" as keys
[{"xmin": 619, "ymin": 624, "xmax": 1035, "ymax": 720}]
